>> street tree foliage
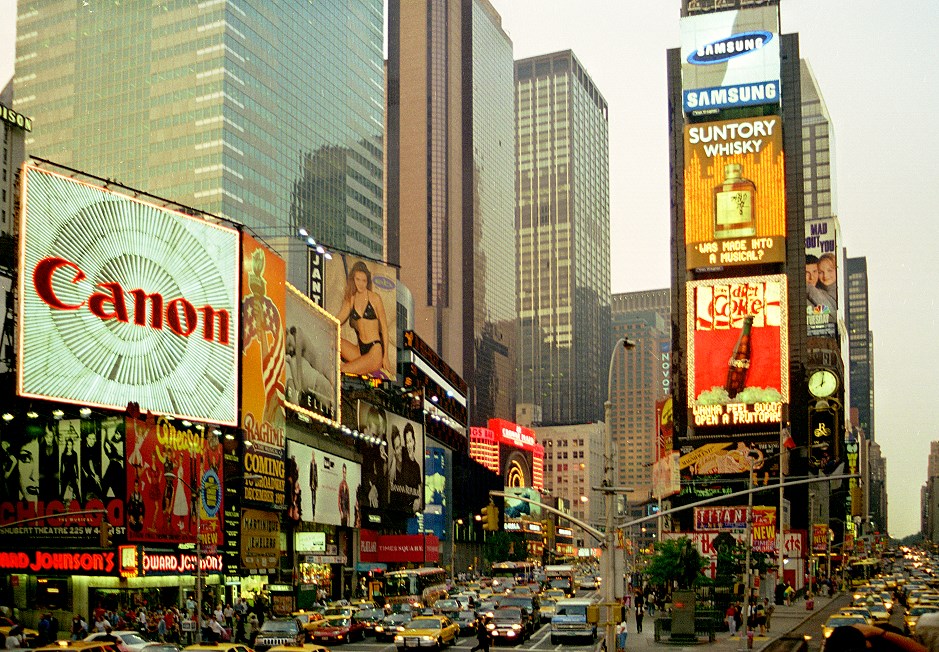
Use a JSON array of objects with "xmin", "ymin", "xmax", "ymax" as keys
[
  {"xmin": 644, "ymin": 536, "xmax": 707, "ymax": 590},
  {"xmin": 484, "ymin": 531, "xmax": 528, "ymax": 563}
]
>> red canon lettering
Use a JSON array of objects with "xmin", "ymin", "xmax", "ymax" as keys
[
  {"xmin": 33, "ymin": 257, "xmax": 86, "ymax": 310},
  {"xmin": 32, "ymin": 256, "xmax": 231, "ymax": 345}
]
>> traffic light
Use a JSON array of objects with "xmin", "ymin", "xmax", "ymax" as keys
[
  {"xmin": 480, "ymin": 501, "xmax": 500, "ymax": 531},
  {"xmin": 99, "ymin": 521, "xmax": 111, "ymax": 548}
]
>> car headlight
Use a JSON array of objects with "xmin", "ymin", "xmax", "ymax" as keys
[
  {"xmin": 375, "ymin": 626, "xmax": 384, "ymax": 633},
  {"xmin": 420, "ymin": 636, "xmax": 435, "ymax": 643},
  {"xmin": 394, "ymin": 635, "xmax": 403, "ymax": 643},
  {"xmin": 486, "ymin": 624, "xmax": 495, "ymax": 631},
  {"xmin": 511, "ymin": 625, "xmax": 521, "ymax": 631}
]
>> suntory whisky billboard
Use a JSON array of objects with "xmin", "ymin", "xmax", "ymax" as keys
[
  {"xmin": 684, "ymin": 115, "xmax": 787, "ymax": 271},
  {"xmin": 686, "ymin": 275, "xmax": 788, "ymax": 433},
  {"xmin": 680, "ymin": 6, "xmax": 780, "ymax": 115}
]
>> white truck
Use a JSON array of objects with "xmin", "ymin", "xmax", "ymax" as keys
[{"xmin": 549, "ymin": 598, "xmax": 598, "ymax": 645}]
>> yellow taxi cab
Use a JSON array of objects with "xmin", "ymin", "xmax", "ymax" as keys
[
  {"xmin": 394, "ymin": 615, "xmax": 459, "ymax": 651},
  {"xmin": 183, "ymin": 642, "xmax": 255, "ymax": 652},
  {"xmin": 0, "ymin": 617, "xmax": 39, "ymax": 645},
  {"xmin": 821, "ymin": 614, "xmax": 868, "ymax": 640},
  {"xmin": 267, "ymin": 645, "xmax": 330, "ymax": 652},
  {"xmin": 291, "ymin": 612, "xmax": 328, "ymax": 640},
  {"xmin": 35, "ymin": 642, "xmax": 120, "ymax": 652}
]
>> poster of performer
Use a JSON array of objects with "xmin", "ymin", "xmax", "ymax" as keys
[
  {"xmin": 357, "ymin": 401, "xmax": 389, "ymax": 512},
  {"xmin": 385, "ymin": 412, "xmax": 423, "ymax": 514},
  {"xmin": 125, "ymin": 412, "xmax": 223, "ymax": 546},
  {"xmin": 241, "ymin": 234, "xmax": 287, "ymax": 508},
  {"xmin": 0, "ymin": 415, "xmax": 125, "ymax": 542},
  {"xmin": 288, "ymin": 441, "xmax": 360, "ymax": 528}
]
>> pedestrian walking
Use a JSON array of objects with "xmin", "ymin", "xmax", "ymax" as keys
[
  {"xmin": 470, "ymin": 619, "xmax": 490, "ymax": 652},
  {"xmin": 725, "ymin": 603, "xmax": 737, "ymax": 637},
  {"xmin": 616, "ymin": 620, "xmax": 628, "ymax": 652},
  {"xmin": 763, "ymin": 598, "xmax": 774, "ymax": 632},
  {"xmin": 635, "ymin": 603, "xmax": 644, "ymax": 633}
]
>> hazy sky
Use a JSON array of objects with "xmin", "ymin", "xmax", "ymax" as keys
[{"xmin": 2, "ymin": 0, "xmax": 936, "ymax": 538}]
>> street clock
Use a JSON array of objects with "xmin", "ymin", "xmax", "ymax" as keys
[{"xmin": 808, "ymin": 369, "xmax": 838, "ymax": 398}]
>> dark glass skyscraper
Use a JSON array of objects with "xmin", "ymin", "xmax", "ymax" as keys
[
  {"xmin": 846, "ymin": 256, "xmax": 874, "ymax": 440},
  {"xmin": 515, "ymin": 51, "xmax": 611, "ymax": 426},
  {"xmin": 13, "ymin": 1, "xmax": 385, "ymax": 258},
  {"xmin": 387, "ymin": 0, "xmax": 517, "ymax": 425}
]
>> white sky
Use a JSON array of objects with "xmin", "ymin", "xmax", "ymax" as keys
[{"xmin": 2, "ymin": 0, "xmax": 936, "ymax": 538}]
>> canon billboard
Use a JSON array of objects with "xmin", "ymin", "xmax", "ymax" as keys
[{"xmin": 17, "ymin": 165, "xmax": 240, "ymax": 425}]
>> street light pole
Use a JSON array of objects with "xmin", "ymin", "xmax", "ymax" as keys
[
  {"xmin": 167, "ymin": 472, "xmax": 203, "ymax": 643},
  {"xmin": 602, "ymin": 337, "xmax": 634, "ymax": 652}
]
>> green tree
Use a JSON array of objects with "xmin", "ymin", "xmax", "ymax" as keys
[
  {"xmin": 484, "ymin": 531, "xmax": 528, "ymax": 562},
  {"xmin": 644, "ymin": 537, "xmax": 707, "ymax": 590}
]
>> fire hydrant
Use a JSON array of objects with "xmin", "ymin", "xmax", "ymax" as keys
[{"xmin": 747, "ymin": 629, "xmax": 754, "ymax": 649}]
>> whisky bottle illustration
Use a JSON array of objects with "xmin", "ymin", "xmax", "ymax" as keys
[
  {"xmin": 714, "ymin": 163, "xmax": 756, "ymax": 239},
  {"xmin": 725, "ymin": 315, "xmax": 753, "ymax": 398}
]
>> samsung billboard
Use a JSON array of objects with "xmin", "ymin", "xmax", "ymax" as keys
[{"xmin": 680, "ymin": 6, "xmax": 781, "ymax": 114}]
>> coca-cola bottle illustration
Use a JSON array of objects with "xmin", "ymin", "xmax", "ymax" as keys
[{"xmin": 725, "ymin": 315, "xmax": 753, "ymax": 398}]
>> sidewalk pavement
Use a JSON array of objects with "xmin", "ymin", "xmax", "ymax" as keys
[{"xmin": 620, "ymin": 594, "xmax": 850, "ymax": 650}]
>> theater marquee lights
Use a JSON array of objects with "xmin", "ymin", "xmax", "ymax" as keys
[{"xmin": 17, "ymin": 164, "xmax": 240, "ymax": 425}]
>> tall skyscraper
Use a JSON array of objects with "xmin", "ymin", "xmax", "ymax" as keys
[
  {"xmin": 13, "ymin": 1, "xmax": 385, "ymax": 258},
  {"xmin": 515, "ymin": 50, "xmax": 611, "ymax": 426},
  {"xmin": 609, "ymin": 289, "xmax": 671, "ymax": 499},
  {"xmin": 846, "ymin": 256, "xmax": 874, "ymax": 440},
  {"xmin": 387, "ymin": 0, "xmax": 517, "ymax": 426}
]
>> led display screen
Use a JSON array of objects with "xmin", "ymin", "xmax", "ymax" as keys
[
  {"xmin": 684, "ymin": 116, "xmax": 786, "ymax": 270},
  {"xmin": 18, "ymin": 165, "xmax": 240, "ymax": 424},
  {"xmin": 686, "ymin": 275, "xmax": 788, "ymax": 431},
  {"xmin": 680, "ymin": 6, "xmax": 780, "ymax": 114}
]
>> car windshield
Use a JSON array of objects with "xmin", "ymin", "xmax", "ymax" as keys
[
  {"xmin": 458, "ymin": 612, "xmax": 476, "ymax": 620},
  {"xmin": 409, "ymin": 619, "xmax": 442, "ymax": 629},
  {"xmin": 261, "ymin": 621, "xmax": 298, "ymax": 632},
  {"xmin": 556, "ymin": 605, "xmax": 586, "ymax": 617},
  {"xmin": 117, "ymin": 635, "xmax": 146, "ymax": 645},
  {"xmin": 328, "ymin": 618, "xmax": 351, "ymax": 627},
  {"xmin": 828, "ymin": 616, "xmax": 867, "ymax": 627},
  {"xmin": 496, "ymin": 609, "xmax": 522, "ymax": 619},
  {"xmin": 358, "ymin": 610, "xmax": 384, "ymax": 619}
]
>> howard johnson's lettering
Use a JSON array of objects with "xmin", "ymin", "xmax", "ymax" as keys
[{"xmin": 0, "ymin": 551, "xmax": 115, "ymax": 574}]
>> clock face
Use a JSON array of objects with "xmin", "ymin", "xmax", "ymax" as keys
[{"xmin": 808, "ymin": 370, "xmax": 838, "ymax": 398}]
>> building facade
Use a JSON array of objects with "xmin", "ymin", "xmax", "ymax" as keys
[
  {"xmin": 13, "ymin": 0, "xmax": 385, "ymax": 258},
  {"xmin": 846, "ymin": 256, "xmax": 874, "ymax": 441},
  {"xmin": 535, "ymin": 422, "xmax": 604, "ymax": 546},
  {"xmin": 609, "ymin": 290, "xmax": 671, "ymax": 501},
  {"xmin": 515, "ymin": 50, "xmax": 611, "ymax": 427},
  {"xmin": 387, "ymin": 0, "xmax": 517, "ymax": 426}
]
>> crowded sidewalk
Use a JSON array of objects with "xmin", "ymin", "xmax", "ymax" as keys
[{"xmin": 617, "ymin": 593, "xmax": 846, "ymax": 650}]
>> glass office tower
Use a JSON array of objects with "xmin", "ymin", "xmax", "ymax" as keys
[
  {"xmin": 387, "ymin": 0, "xmax": 516, "ymax": 425},
  {"xmin": 515, "ymin": 51, "xmax": 611, "ymax": 426},
  {"xmin": 13, "ymin": 1, "xmax": 384, "ymax": 257}
]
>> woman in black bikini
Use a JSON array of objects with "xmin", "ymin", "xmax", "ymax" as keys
[{"xmin": 337, "ymin": 260, "xmax": 391, "ymax": 376}]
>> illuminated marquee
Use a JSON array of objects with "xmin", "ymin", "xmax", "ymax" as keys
[
  {"xmin": 17, "ymin": 164, "xmax": 240, "ymax": 425},
  {"xmin": 686, "ymin": 276, "xmax": 788, "ymax": 432},
  {"xmin": 680, "ymin": 6, "xmax": 781, "ymax": 114}
]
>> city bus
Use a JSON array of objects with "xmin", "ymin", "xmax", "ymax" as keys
[
  {"xmin": 491, "ymin": 561, "xmax": 536, "ymax": 591},
  {"xmin": 544, "ymin": 564, "xmax": 576, "ymax": 596},
  {"xmin": 382, "ymin": 567, "xmax": 448, "ymax": 608}
]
